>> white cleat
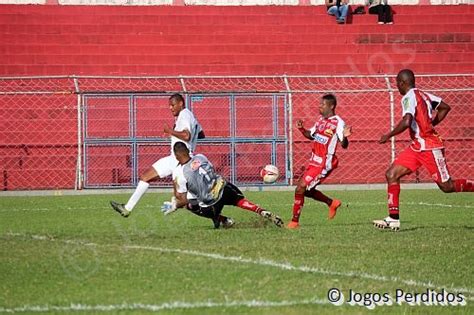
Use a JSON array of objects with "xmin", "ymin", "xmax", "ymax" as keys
[
  {"xmin": 260, "ymin": 210, "xmax": 284, "ymax": 228},
  {"xmin": 222, "ymin": 217, "xmax": 235, "ymax": 229},
  {"xmin": 373, "ymin": 216, "xmax": 400, "ymax": 231}
]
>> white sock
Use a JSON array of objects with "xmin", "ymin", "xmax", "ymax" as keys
[{"xmin": 125, "ymin": 180, "xmax": 149, "ymax": 211}]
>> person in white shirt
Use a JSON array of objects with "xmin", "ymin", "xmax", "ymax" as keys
[
  {"xmin": 160, "ymin": 142, "xmax": 284, "ymax": 229},
  {"xmin": 110, "ymin": 93, "xmax": 204, "ymax": 218}
]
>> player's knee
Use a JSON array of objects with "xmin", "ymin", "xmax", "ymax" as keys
[
  {"xmin": 385, "ymin": 169, "xmax": 397, "ymax": 182},
  {"xmin": 295, "ymin": 182, "xmax": 306, "ymax": 194},
  {"xmin": 140, "ymin": 168, "xmax": 158, "ymax": 182}
]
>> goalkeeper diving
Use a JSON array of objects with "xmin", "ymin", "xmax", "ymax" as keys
[{"xmin": 161, "ymin": 142, "xmax": 284, "ymax": 228}]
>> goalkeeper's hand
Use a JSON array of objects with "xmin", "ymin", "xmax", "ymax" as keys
[{"xmin": 160, "ymin": 197, "xmax": 178, "ymax": 215}]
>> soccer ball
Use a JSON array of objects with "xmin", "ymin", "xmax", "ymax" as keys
[{"xmin": 260, "ymin": 164, "xmax": 279, "ymax": 184}]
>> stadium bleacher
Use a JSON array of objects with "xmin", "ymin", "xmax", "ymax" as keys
[{"xmin": 0, "ymin": 4, "xmax": 472, "ymax": 75}]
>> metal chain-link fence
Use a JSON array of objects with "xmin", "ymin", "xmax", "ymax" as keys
[{"xmin": 0, "ymin": 74, "xmax": 472, "ymax": 190}]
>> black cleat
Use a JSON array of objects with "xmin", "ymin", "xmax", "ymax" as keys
[{"xmin": 110, "ymin": 201, "xmax": 131, "ymax": 218}]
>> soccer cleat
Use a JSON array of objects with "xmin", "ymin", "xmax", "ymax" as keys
[
  {"xmin": 287, "ymin": 221, "xmax": 300, "ymax": 229},
  {"xmin": 260, "ymin": 210, "xmax": 284, "ymax": 228},
  {"xmin": 110, "ymin": 201, "xmax": 131, "ymax": 218},
  {"xmin": 328, "ymin": 199, "xmax": 341, "ymax": 220},
  {"xmin": 222, "ymin": 217, "xmax": 235, "ymax": 229},
  {"xmin": 373, "ymin": 216, "xmax": 400, "ymax": 231}
]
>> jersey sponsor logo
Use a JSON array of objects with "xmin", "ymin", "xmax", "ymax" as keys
[
  {"xmin": 324, "ymin": 128, "xmax": 334, "ymax": 137},
  {"xmin": 313, "ymin": 133, "xmax": 329, "ymax": 144}
]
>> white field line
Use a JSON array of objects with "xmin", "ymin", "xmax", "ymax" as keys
[
  {"xmin": 1, "ymin": 201, "xmax": 473, "ymax": 212},
  {"xmin": 5, "ymin": 232, "xmax": 474, "ymax": 298},
  {"xmin": 0, "ymin": 298, "xmax": 328, "ymax": 313}
]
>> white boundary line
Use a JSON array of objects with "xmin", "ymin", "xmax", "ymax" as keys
[
  {"xmin": 1, "ymin": 201, "xmax": 473, "ymax": 212},
  {"xmin": 5, "ymin": 233, "xmax": 474, "ymax": 297},
  {"xmin": 0, "ymin": 298, "xmax": 328, "ymax": 313},
  {"xmin": 0, "ymin": 183, "xmax": 441, "ymax": 197}
]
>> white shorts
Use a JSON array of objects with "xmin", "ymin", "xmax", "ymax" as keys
[{"xmin": 151, "ymin": 155, "xmax": 179, "ymax": 178}]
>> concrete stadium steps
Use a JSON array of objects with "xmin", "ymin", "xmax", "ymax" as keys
[{"xmin": 0, "ymin": 4, "xmax": 473, "ymax": 75}]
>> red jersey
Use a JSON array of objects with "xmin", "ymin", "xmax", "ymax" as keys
[
  {"xmin": 401, "ymin": 88, "xmax": 443, "ymax": 151},
  {"xmin": 307, "ymin": 115, "xmax": 345, "ymax": 168}
]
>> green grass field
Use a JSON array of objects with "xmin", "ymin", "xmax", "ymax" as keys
[{"xmin": 0, "ymin": 189, "xmax": 472, "ymax": 314}]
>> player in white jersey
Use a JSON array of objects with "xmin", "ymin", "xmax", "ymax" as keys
[
  {"xmin": 110, "ymin": 93, "xmax": 204, "ymax": 218},
  {"xmin": 161, "ymin": 142, "xmax": 284, "ymax": 228}
]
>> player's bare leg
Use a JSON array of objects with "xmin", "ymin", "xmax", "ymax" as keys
[
  {"xmin": 437, "ymin": 179, "xmax": 474, "ymax": 193},
  {"xmin": 304, "ymin": 188, "xmax": 341, "ymax": 220},
  {"xmin": 373, "ymin": 164, "xmax": 410, "ymax": 231},
  {"xmin": 110, "ymin": 167, "xmax": 159, "ymax": 217}
]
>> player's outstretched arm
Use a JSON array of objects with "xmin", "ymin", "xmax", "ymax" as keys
[
  {"xmin": 296, "ymin": 119, "xmax": 313, "ymax": 140},
  {"xmin": 432, "ymin": 101, "xmax": 451, "ymax": 126},
  {"xmin": 379, "ymin": 114, "xmax": 412, "ymax": 144},
  {"xmin": 340, "ymin": 125, "xmax": 352, "ymax": 149},
  {"xmin": 174, "ymin": 192, "xmax": 189, "ymax": 209}
]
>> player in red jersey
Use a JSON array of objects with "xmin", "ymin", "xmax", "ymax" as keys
[
  {"xmin": 373, "ymin": 69, "xmax": 473, "ymax": 231},
  {"xmin": 287, "ymin": 94, "xmax": 352, "ymax": 229}
]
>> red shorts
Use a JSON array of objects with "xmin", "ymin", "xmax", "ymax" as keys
[
  {"xmin": 393, "ymin": 147, "xmax": 451, "ymax": 183},
  {"xmin": 302, "ymin": 157, "xmax": 338, "ymax": 189}
]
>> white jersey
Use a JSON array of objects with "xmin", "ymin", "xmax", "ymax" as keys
[{"xmin": 171, "ymin": 108, "xmax": 202, "ymax": 155}]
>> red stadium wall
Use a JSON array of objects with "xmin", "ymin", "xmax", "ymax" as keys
[{"xmin": 0, "ymin": 4, "xmax": 473, "ymax": 75}]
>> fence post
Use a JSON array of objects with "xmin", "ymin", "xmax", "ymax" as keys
[
  {"xmin": 384, "ymin": 74, "xmax": 396, "ymax": 163},
  {"xmin": 283, "ymin": 74, "xmax": 293, "ymax": 186},
  {"xmin": 73, "ymin": 76, "xmax": 82, "ymax": 190}
]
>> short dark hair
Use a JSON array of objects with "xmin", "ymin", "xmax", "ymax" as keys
[
  {"xmin": 322, "ymin": 94, "xmax": 337, "ymax": 107},
  {"xmin": 173, "ymin": 141, "xmax": 189, "ymax": 155},
  {"xmin": 169, "ymin": 93, "xmax": 185, "ymax": 105},
  {"xmin": 397, "ymin": 69, "xmax": 415, "ymax": 87}
]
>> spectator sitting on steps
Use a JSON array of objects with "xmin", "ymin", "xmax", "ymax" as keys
[
  {"xmin": 326, "ymin": 0, "xmax": 349, "ymax": 24},
  {"xmin": 367, "ymin": 0, "xmax": 393, "ymax": 24}
]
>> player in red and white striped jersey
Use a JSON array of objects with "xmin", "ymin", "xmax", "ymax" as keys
[
  {"xmin": 374, "ymin": 69, "xmax": 473, "ymax": 231},
  {"xmin": 288, "ymin": 94, "xmax": 352, "ymax": 229}
]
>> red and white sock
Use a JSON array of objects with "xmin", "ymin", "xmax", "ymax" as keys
[
  {"xmin": 291, "ymin": 193, "xmax": 305, "ymax": 222},
  {"xmin": 236, "ymin": 199, "xmax": 263, "ymax": 214},
  {"xmin": 454, "ymin": 179, "xmax": 474, "ymax": 192},
  {"xmin": 387, "ymin": 183, "xmax": 400, "ymax": 220}
]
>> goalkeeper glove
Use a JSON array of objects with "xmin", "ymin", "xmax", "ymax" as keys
[{"xmin": 160, "ymin": 197, "xmax": 178, "ymax": 215}]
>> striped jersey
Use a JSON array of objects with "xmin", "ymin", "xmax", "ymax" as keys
[
  {"xmin": 307, "ymin": 115, "xmax": 345, "ymax": 168},
  {"xmin": 401, "ymin": 88, "xmax": 443, "ymax": 151}
]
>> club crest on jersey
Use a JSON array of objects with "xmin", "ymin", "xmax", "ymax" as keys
[
  {"xmin": 313, "ymin": 133, "xmax": 329, "ymax": 144},
  {"xmin": 403, "ymin": 98, "xmax": 410, "ymax": 111},
  {"xmin": 324, "ymin": 128, "xmax": 334, "ymax": 137},
  {"xmin": 190, "ymin": 159, "xmax": 201, "ymax": 171}
]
